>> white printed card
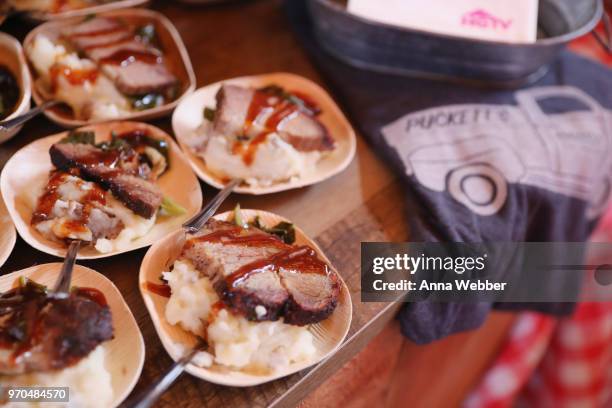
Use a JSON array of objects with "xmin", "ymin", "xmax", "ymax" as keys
[{"xmin": 347, "ymin": 0, "xmax": 539, "ymax": 43}]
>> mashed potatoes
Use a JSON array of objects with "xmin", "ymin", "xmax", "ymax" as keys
[
  {"xmin": 93, "ymin": 194, "xmax": 156, "ymax": 253},
  {"xmin": 164, "ymin": 259, "xmax": 218, "ymax": 336},
  {"xmin": 163, "ymin": 260, "xmax": 317, "ymax": 373},
  {"xmin": 31, "ymin": 174, "xmax": 156, "ymax": 254},
  {"xmin": 196, "ymin": 122, "xmax": 321, "ymax": 187},
  {"xmin": 1, "ymin": 346, "xmax": 113, "ymax": 408},
  {"xmin": 26, "ymin": 35, "xmax": 130, "ymax": 121}
]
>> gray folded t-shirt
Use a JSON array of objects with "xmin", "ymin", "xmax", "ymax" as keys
[{"xmin": 285, "ymin": 0, "xmax": 612, "ymax": 343}]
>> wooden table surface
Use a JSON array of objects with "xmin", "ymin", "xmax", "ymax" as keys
[{"xmin": 0, "ymin": 1, "xmax": 409, "ymax": 407}]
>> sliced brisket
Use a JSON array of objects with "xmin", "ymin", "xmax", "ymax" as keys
[
  {"xmin": 182, "ymin": 219, "xmax": 289, "ymax": 321},
  {"xmin": 63, "ymin": 17, "xmax": 178, "ymax": 96},
  {"xmin": 0, "ymin": 283, "xmax": 113, "ymax": 375},
  {"xmin": 213, "ymin": 84, "xmax": 335, "ymax": 152},
  {"xmin": 70, "ymin": 29, "xmax": 133, "ymax": 51},
  {"xmin": 61, "ymin": 17, "xmax": 124, "ymax": 37},
  {"xmin": 86, "ymin": 40, "xmax": 159, "ymax": 63},
  {"xmin": 280, "ymin": 268, "xmax": 339, "ymax": 325},
  {"xmin": 103, "ymin": 62, "xmax": 177, "ymax": 96},
  {"xmin": 212, "ymin": 85, "xmax": 254, "ymax": 136},
  {"xmin": 181, "ymin": 219, "xmax": 340, "ymax": 325},
  {"xmin": 277, "ymin": 112, "xmax": 334, "ymax": 152},
  {"xmin": 49, "ymin": 142, "xmax": 162, "ymax": 219}
]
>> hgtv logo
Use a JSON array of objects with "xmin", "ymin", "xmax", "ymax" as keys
[{"xmin": 461, "ymin": 9, "xmax": 513, "ymax": 30}]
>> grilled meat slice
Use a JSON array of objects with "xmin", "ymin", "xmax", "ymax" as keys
[
  {"xmin": 182, "ymin": 219, "xmax": 289, "ymax": 321},
  {"xmin": 0, "ymin": 282, "xmax": 113, "ymax": 375},
  {"xmin": 212, "ymin": 84, "xmax": 334, "ymax": 152},
  {"xmin": 64, "ymin": 17, "xmax": 179, "ymax": 96},
  {"xmin": 216, "ymin": 270, "xmax": 289, "ymax": 321},
  {"xmin": 103, "ymin": 62, "xmax": 178, "ymax": 96},
  {"xmin": 89, "ymin": 168, "xmax": 163, "ymax": 219},
  {"xmin": 280, "ymin": 268, "xmax": 340, "ymax": 325},
  {"xmin": 62, "ymin": 17, "xmax": 132, "ymax": 50},
  {"xmin": 181, "ymin": 219, "xmax": 340, "ymax": 325},
  {"xmin": 61, "ymin": 17, "xmax": 124, "ymax": 38},
  {"xmin": 49, "ymin": 142, "xmax": 162, "ymax": 219},
  {"xmin": 181, "ymin": 219, "xmax": 285, "ymax": 273},
  {"xmin": 276, "ymin": 113, "xmax": 334, "ymax": 152},
  {"xmin": 70, "ymin": 29, "xmax": 133, "ymax": 51},
  {"xmin": 212, "ymin": 85, "xmax": 254, "ymax": 137},
  {"xmin": 86, "ymin": 40, "xmax": 160, "ymax": 63}
]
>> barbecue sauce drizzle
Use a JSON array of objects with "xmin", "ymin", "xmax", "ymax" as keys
[
  {"xmin": 73, "ymin": 287, "xmax": 108, "ymax": 307},
  {"xmin": 52, "ymin": 0, "xmax": 98, "ymax": 13},
  {"xmin": 52, "ymin": 0, "xmax": 69, "ymax": 13},
  {"xmin": 49, "ymin": 14, "xmax": 127, "ymax": 90},
  {"xmin": 233, "ymin": 88, "xmax": 320, "ymax": 166},
  {"xmin": 99, "ymin": 49, "xmax": 162, "ymax": 67},
  {"xmin": 0, "ymin": 281, "xmax": 108, "ymax": 364},
  {"xmin": 226, "ymin": 245, "xmax": 329, "ymax": 287},
  {"xmin": 65, "ymin": 19, "xmax": 164, "ymax": 68},
  {"xmin": 47, "ymin": 17, "xmax": 167, "ymax": 96},
  {"xmin": 49, "ymin": 64, "xmax": 99, "ymax": 93},
  {"xmin": 185, "ymin": 226, "xmax": 329, "ymax": 288},
  {"xmin": 145, "ymin": 282, "xmax": 171, "ymax": 298},
  {"xmin": 31, "ymin": 170, "xmax": 107, "ymax": 236},
  {"xmin": 31, "ymin": 129, "xmax": 160, "ymax": 239}
]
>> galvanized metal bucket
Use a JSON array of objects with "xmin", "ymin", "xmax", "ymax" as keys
[{"xmin": 308, "ymin": 0, "xmax": 606, "ymax": 87}]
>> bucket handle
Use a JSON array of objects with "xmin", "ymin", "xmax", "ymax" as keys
[{"xmin": 592, "ymin": 6, "xmax": 612, "ymax": 54}]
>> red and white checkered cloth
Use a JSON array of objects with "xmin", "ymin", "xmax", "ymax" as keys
[
  {"xmin": 465, "ymin": 205, "xmax": 612, "ymax": 408},
  {"xmin": 465, "ymin": 17, "xmax": 612, "ymax": 407}
]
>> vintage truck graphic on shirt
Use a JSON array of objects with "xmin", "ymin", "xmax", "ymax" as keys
[{"xmin": 381, "ymin": 86, "xmax": 612, "ymax": 217}]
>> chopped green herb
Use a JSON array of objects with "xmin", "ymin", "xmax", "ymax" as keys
[
  {"xmin": 251, "ymin": 216, "xmax": 296, "ymax": 244},
  {"xmin": 232, "ymin": 205, "xmax": 296, "ymax": 243},
  {"xmin": 160, "ymin": 196, "xmax": 186, "ymax": 217},
  {"xmin": 132, "ymin": 93, "xmax": 164, "ymax": 111},
  {"xmin": 18, "ymin": 277, "xmax": 48, "ymax": 294},
  {"xmin": 135, "ymin": 135, "xmax": 169, "ymax": 163},
  {"xmin": 142, "ymin": 146, "xmax": 168, "ymax": 178},
  {"xmin": 111, "ymin": 131, "xmax": 169, "ymax": 161},
  {"xmin": 203, "ymin": 107, "xmax": 216, "ymax": 121},
  {"xmin": 97, "ymin": 134, "xmax": 130, "ymax": 151},
  {"xmin": 60, "ymin": 130, "xmax": 96, "ymax": 145},
  {"xmin": 137, "ymin": 23, "xmax": 158, "ymax": 46},
  {"xmin": 233, "ymin": 203, "xmax": 248, "ymax": 228}
]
